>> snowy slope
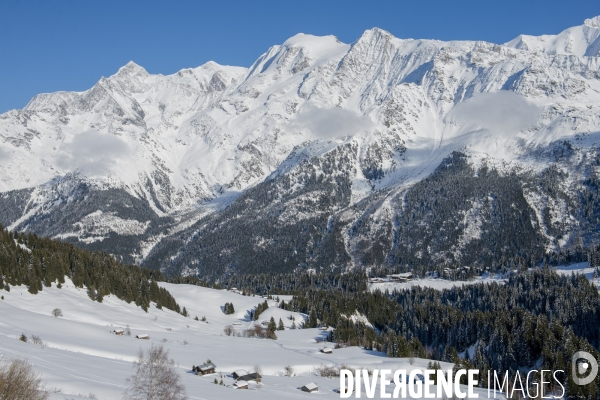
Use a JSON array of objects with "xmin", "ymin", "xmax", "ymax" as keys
[
  {"xmin": 505, "ymin": 16, "xmax": 600, "ymax": 56},
  {"xmin": 2, "ymin": 17, "xmax": 600, "ymax": 268},
  {"xmin": 0, "ymin": 281, "xmax": 499, "ymax": 399}
]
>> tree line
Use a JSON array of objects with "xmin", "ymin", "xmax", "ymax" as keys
[
  {"xmin": 0, "ymin": 224, "xmax": 181, "ymax": 313},
  {"xmin": 280, "ymin": 269, "xmax": 600, "ymax": 399}
]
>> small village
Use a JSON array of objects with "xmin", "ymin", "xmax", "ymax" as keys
[{"xmin": 104, "ymin": 289, "xmax": 339, "ymax": 395}]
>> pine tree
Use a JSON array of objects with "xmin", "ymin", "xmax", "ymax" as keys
[{"xmin": 309, "ymin": 309, "xmax": 317, "ymax": 328}]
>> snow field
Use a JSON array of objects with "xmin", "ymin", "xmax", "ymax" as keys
[{"xmin": 0, "ymin": 280, "xmax": 498, "ymax": 399}]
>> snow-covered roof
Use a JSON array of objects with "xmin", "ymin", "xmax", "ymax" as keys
[
  {"xmin": 198, "ymin": 362, "xmax": 217, "ymax": 371},
  {"xmin": 136, "ymin": 334, "xmax": 149, "ymax": 339},
  {"xmin": 302, "ymin": 382, "xmax": 318, "ymax": 391},
  {"xmin": 237, "ymin": 372, "xmax": 261, "ymax": 382},
  {"xmin": 388, "ymin": 272, "xmax": 413, "ymax": 278}
]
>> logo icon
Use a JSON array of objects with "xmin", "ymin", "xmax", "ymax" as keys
[{"xmin": 572, "ymin": 351, "xmax": 598, "ymax": 385}]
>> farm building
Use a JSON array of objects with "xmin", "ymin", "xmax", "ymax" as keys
[
  {"xmin": 301, "ymin": 383, "xmax": 318, "ymax": 393},
  {"xmin": 320, "ymin": 348, "xmax": 333, "ymax": 354},
  {"xmin": 232, "ymin": 369, "xmax": 248, "ymax": 379},
  {"xmin": 233, "ymin": 380, "xmax": 248, "ymax": 389},
  {"xmin": 236, "ymin": 372, "xmax": 261, "ymax": 383},
  {"xmin": 387, "ymin": 272, "xmax": 413, "ymax": 282},
  {"xmin": 112, "ymin": 329, "xmax": 124, "ymax": 335},
  {"xmin": 193, "ymin": 362, "xmax": 217, "ymax": 376},
  {"xmin": 135, "ymin": 334, "xmax": 149, "ymax": 340}
]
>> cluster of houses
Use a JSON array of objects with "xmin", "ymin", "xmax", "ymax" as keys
[
  {"xmin": 111, "ymin": 329, "xmax": 149, "ymax": 340},
  {"xmin": 368, "ymin": 268, "xmax": 479, "ymax": 284},
  {"xmin": 190, "ymin": 363, "xmax": 320, "ymax": 393},
  {"xmin": 368, "ymin": 272, "xmax": 414, "ymax": 283},
  {"xmin": 231, "ymin": 370, "xmax": 262, "ymax": 389}
]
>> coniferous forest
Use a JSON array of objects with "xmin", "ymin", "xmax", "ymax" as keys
[
  {"xmin": 280, "ymin": 270, "xmax": 600, "ymax": 398},
  {"xmin": 2, "ymin": 220, "xmax": 600, "ymax": 397},
  {"xmin": 0, "ymin": 224, "xmax": 181, "ymax": 313},
  {"xmin": 215, "ymin": 267, "xmax": 600, "ymax": 398}
]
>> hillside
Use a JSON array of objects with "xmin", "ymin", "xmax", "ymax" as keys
[
  {"xmin": 0, "ymin": 278, "xmax": 463, "ymax": 399},
  {"xmin": 0, "ymin": 225, "xmax": 180, "ymax": 312}
]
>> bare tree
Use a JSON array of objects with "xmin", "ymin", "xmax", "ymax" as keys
[
  {"xmin": 254, "ymin": 364, "xmax": 263, "ymax": 391},
  {"xmin": 51, "ymin": 308, "xmax": 62, "ymax": 318},
  {"xmin": 0, "ymin": 357, "xmax": 49, "ymax": 399},
  {"xmin": 283, "ymin": 365, "xmax": 295, "ymax": 377},
  {"xmin": 30, "ymin": 335, "xmax": 45, "ymax": 349},
  {"xmin": 123, "ymin": 344, "xmax": 187, "ymax": 400},
  {"xmin": 223, "ymin": 325, "xmax": 234, "ymax": 336}
]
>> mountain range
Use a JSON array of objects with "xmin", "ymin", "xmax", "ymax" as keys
[{"xmin": 2, "ymin": 17, "xmax": 600, "ymax": 279}]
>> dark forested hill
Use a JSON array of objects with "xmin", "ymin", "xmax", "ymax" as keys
[{"xmin": 0, "ymin": 224, "xmax": 181, "ymax": 313}]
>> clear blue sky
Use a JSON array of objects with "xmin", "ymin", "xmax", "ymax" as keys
[{"xmin": 0, "ymin": 0, "xmax": 598, "ymax": 113}]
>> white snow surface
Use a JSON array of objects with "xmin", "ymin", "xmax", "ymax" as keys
[
  {"xmin": 0, "ymin": 281, "xmax": 502, "ymax": 399},
  {"xmin": 369, "ymin": 264, "xmax": 600, "ymax": 294},
  {"xmin": 369, "ymin": 275, "xmax": 506, "ymax": 293}
]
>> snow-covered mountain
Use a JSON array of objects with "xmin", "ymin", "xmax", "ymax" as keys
[{"xmin": 2, "ymin": 17, "xmax": 600, "ymax": 275}]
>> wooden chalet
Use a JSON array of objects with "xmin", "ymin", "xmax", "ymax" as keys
[
  {"xmin": 387, "ymin": 272, "xmax": 413, "ymax": 282},
  {"xmin": 320, "ymin": 347, "xmax": 333, "ymax": 354},
  {"xmin": 236, "ymin": 372, "xmax": 262, "ymax": 383},
  {"xmin": 233, "ymin": 380, "xmax": 248, "ymax": 389},
  {"xmin": 193, "ymin": 362, "xmax": 217, "ymax": 376},
  {"xmin": 301, "ymin": 383, "xmax": 318, "ymax": 393},
  {"xmin": 136, "ymin": 334, "xmax": 149, "ymax": 340},
  {"xmin": 232, "ymin": 369, "xmax": 248, "ymax": 379},
  {"xmin": 113, "ymin": 329, "xmax": 124, "ymax": 335}
]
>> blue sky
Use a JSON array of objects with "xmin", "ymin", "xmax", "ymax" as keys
[{"xmin": 0, "ymin": 0, "xmax": 598, "ymax": 113}]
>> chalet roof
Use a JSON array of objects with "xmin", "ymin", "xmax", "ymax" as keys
[
  {"xmin": 232, "ymin": 369, "xmax": 247, "ymax": 377},
  {"xmin": 388, "ymin": 272, "xmax": 413, "ymax": 278},
  {"xmin": 136, "ymin": 334, "xmax": 149, "ymax": 339},
  {"xmin": 302, "ymin": 382, "xmax": 318, "ymax": 391},
  {"xmin": 234, "ymin": 380, "xmax": 248, "ymax": 388},
  {"xmin": 236, "ymin": 372, "xmax": 261, "ymax": 382},
  {"xmin": 321, "ymin": 348, "xmax": 333, "ymax": 353},
  {"xmin": 197, "ymin": 362, "xmax": 217, "ymax": 371}
]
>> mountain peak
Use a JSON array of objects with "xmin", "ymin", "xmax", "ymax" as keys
[
  {"xmin": 282, "ymin": 33, "xmax": 344, "ymax": 47},
  {"xmin": 584, "ymin": 15, "xmax": 600, "ymax": 28},
  {"xmin": 358, "ymin": 27, "xmax": 394, "ymax": 41},
  {"xmin": 115, "ymin": 61, "xmax": 148, "ymax": 77}
]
